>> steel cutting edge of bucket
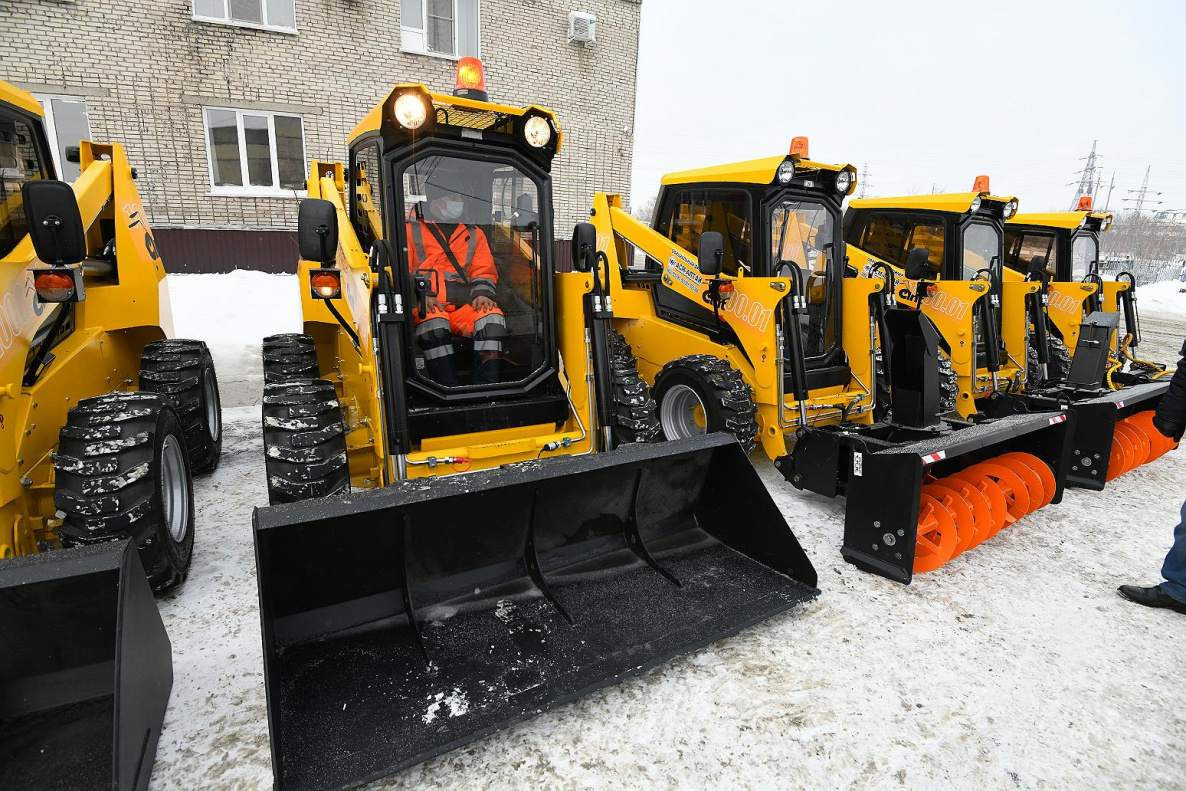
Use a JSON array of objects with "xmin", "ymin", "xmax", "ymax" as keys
[
  {"xmin": 0, "ymin": 540, "xmax": 173, "ymax": 791},
  {"xmin": 831, "ymin": 409, "xmax": 1075, "ymax": 583},
  {"xmin": 253, "ymin": 433, "xmax": 819, "ymax": 791}
]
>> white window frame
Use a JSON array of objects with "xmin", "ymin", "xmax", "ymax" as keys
[
  {"xmin": 400, "ymin": 0, "xmax": 481, "ymax": 60},
  {"xmin": 202, "ymin": 107, "xmax": 308, "ymax": 198},
  {"xmin": 192, "ymin": 0, "xmax": 298, "ymax": 35},
  {"xmin": 32, "ymin": 93, "xmax": 91, "ymax": 179}
]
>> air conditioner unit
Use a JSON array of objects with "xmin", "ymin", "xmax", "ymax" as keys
[{"xmin": 568, "ymin": 11, "xmax": 596, "ymax": 45}]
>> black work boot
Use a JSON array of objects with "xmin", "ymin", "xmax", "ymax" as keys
[{"xmin": 1117, "ymin": 585, "xmax": 1186, "ymax": 615}]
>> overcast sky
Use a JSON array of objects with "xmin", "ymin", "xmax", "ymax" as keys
[{"xmin": 630, "ymin": 0, "xmax": 1186, "ymax": 214}]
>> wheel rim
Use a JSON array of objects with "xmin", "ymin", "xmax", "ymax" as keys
[
  {"xmin": 203, "ymin": 368, "xmax": 222, "ymax": 442},
  {"xmin": 659, "ymin": 384, "xmax": 707, "ymax": 441},
  {"xmin": 161, "ymin": 435, "xmax": 190, "ymax": 543}
]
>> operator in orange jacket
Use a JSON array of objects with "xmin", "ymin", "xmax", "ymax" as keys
[{"xmin": 407, "ymin": 171, "xmax": 506, "ymax": 386}]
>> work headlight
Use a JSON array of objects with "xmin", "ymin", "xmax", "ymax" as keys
[
  {"xmin": 835, "ymin": 169, "xmax": 853, "ymax": 194},
  {"xmin": 969, "ymin": 196, "xmax": 982, "ymax": 214},
  {"xmin": 524, "ymin": 115, "xmax": 552, "ymax": 148},
  {"xmin": 394, "ymin": 93, "xmax": 428, "ymax": 130},
  {"xmin": 1002, "ymin": 199, "xmax": 1018, "ymax": 220},
  {"xmin": 1101, "ymin": 215, "xmax": 1113, "ymax": 231},
  {"xmin": 776, "ymin": 160, "xmax": 796, "ymax": 185}
]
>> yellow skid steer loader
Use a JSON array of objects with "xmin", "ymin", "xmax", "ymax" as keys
[
  {"xmin": 0, "ymin": 78, "xmax": 221, "ymax": 790},
  {"xmin": 252, "ymin": 60, "xmax": 818, "ymax": 791},
  {"xmin": 995, "ymin": 196, "xmax": 1176, "ymax": 488},
  {"xmin": 583, "ymin": 141, "xmax": 1074, "ymax": 585}
]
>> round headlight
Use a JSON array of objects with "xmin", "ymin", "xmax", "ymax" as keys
[
  {"xmin": 394, "ymin": 93, "xmax": 428, "ymax": 130},
  {"xmin": 835, "ymin": 169, "xmax": 853, "ymax": 194},
  {"xmin": 776, "ymin": 160, "xmax": 795, "ymax": 185},
  {"xmin": 1002, "ymin": 199, "xmax": 1018, "ymax": 219},
  {"xmin": 524, "ymin": 115, "xmax": 552, "ymax": 148},
  {"xmin": 969, "ymin": 196, "xmax": 982, "ymax": 214},
  {"xmin": 1102, "ymin": 215, "xmax": 1113, "ymax": 231}
]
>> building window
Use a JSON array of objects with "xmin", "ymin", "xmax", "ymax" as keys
[
  {"xmin": 401, "ymin": 0, "xmax": 479, "ymax": 58},
  {"xmin": 193, "ymin": 0, "xmax": 297, "ymax": 34},
  {"xmin": 32, "ymin": 95, "xmax": 92, "ymax": 182},
  {"xmin": 203, "ymin": 108, "xmax": 307, "ymax": 196}
]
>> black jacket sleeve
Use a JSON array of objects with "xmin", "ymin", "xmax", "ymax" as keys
[{"xmin": 1153, "ymin": 339, "xmax": 1186, "ymax": 441}]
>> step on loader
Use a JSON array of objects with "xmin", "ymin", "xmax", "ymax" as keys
[
  {"xmin": 0, "ymin": 78, "xmax": 222, "ymax": 787},
  {"xmin": 585, "ymin": 139, "xmax": 1074, "ymax": 584},
  {"xmin": 999, "ymin": 196, "xmax": 1176, "ymax": 487},
  {"xmin": 252, "ymin": 59, "xmax": 818, "ymax": 791}
]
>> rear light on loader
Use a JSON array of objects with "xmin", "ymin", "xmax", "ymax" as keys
[
  {"xmin": 310, "ymin": 269, "xmax": 342, "ymax": 300},
  {"xmin": 453, "ymin": 56, "xmax": 489, "ymax": 102},
  {"xmin": 34, "ymin": 267, "xmax": 84, "ymax": 303},
  {"xmin": 393, "ymin": 92, "xmax": 428, "ymax": 130}
]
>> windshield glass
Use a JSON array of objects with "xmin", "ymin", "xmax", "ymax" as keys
[
  {"xmin": 962, "ymin": 222, "xmax": 1000, "ymax": 280},
  {"xmin": 771, "ymin": 199, "xmax": 836, "ymax": 357},
  {"xmin": 1, "ymin": 110, "xmax": 46, "ymax": 260},
  {"xmin": 1004, "ymin": 229, "xmax": 1057, "ymax": 278},
  {"xmin": 1072, "ymin": 235, "xmax": 1098, "ymax": 279},
  {"xmin": 398, "ymin": 154, "xmax": 547, "ymax": 390}
]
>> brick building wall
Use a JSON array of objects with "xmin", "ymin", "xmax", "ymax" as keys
[{"xmin": 0, "ymin": 0, "xmax": 641, "ymax": 271}]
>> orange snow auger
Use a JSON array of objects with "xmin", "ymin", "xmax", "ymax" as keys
[{"xmin": 1105, "ymin": 410, "xmax": 1178, "ymax": 481}]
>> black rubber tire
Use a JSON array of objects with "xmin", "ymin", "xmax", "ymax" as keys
[
  {"xmin": 263, "ymin": 333, "xmax": 319, "ymax": 384},
  {"xmin": 54, "ymin": 392, "xmax": 195, "ymax": 594},
  {"xmin": 139, "ymin": 339, "xmax": 222, "ymax": 473},
  {"xmin": 1027, "ymin": 332, "xmax": 1073, "ymax": 385},
  {"xmin": 262, "ymin": 379, "xmax": 350, "ymax": 505},
  {"xmin": 607, "ymin": 331, "xmax": 661, "ymax": 444},
  {"xmin": 652, "ymin": 354, "xmax": 759, "ymax": 452}
]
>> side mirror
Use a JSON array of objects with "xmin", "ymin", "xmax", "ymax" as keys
[
  {"xmin": 298, "ymin": 199, "xmax": 339, "ymax": 264},
  {"xmin": 22, "ymin": 181, "xmax": 86, "ymax": 265},
  {"xmin": 571, "ymin": 222, "xmax": 597, "ymax": 273},
  {"xmin": 511, "ymin": 192, "xmax": 538, "ymax": 233},
  {"xmin": 697, "ymin": 232, "xmax": 724, "ymax": 276},
  {"xmin": 904, "ymin": 246, "xmax": 930, "ymax": 281},
  {"xmin": 1027, "ymin": 255, "xmax": 1048, "ymax": 277}
]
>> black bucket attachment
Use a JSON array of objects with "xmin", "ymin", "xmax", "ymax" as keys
[
  {"xmin": 254, "ymin": 434, "xmax": 818, "ymax": 791},
  {"xmin": 785, "ymin": 410, "xmax": 1076, "ymax": 584},
  {"xmin": 0, "ymin": 541, "xmax": 173, "ymax": 791}
]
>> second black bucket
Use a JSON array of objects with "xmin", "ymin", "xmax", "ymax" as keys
[{"xmin": 254, "ymin": 434, "xmax": 819, "ymax": 791}]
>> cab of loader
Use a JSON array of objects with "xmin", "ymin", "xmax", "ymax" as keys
[{"xmin": 844, "ymin": 178, "xmax": 1028, "ymax": 417}]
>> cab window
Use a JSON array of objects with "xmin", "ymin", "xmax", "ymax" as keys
[
  {"xmin": 1071, "ymin": 235, "xmax": 1097, "ymax": 279},
  {"xmin": 1004, "ymin": 229, "xmax": 1057, "ymax": 277},
  {"xmin": 0, "ymin": 110, "xmax": 47, "ymax": 260},
  {"xmin": 772, "ymin": 199, "xmax": 835, "ymax": 357},
  {"xmin": 657, "ymin": 189, "xmax": 751, "ymax": 276},
  {"xmin": 961, "ymin": 222, "xmax": 1000, "ymax": 280},
  {"xmin": 397, "ymin": 153, "xmax": 547, "ymax": 390},
  {"xmin": 857, "ymin": 214, "xmax": 945, "ymax": 278},
  {"xmin": 351, "ymin": 144, "xmax": 384, "ymax": 249}
]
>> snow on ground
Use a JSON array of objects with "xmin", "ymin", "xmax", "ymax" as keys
[
  {"xmin": 168, "ymin": 272, "xmax": 301, "ymax": 407},
  {"xmin": 149, "ymin": 283, "xmax": 1186, "ymax": 790},
  {"xmin": 1138, "ymin": 280, "xmax": 1186, "ymax": 316}
]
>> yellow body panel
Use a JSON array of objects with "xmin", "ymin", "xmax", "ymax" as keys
[
  {"xmin": 0, "ymin": 80, "xmax": 44, "ymax": 117},
  {"xmin": 0, "ymin": 135, "xmax": 170, "ymax": 558},
  {"xmin": 1009, "ymin": 211, "xmax": 1112, "ymax": 230},
  {"xmin": 850, "ymin": 191, "xmax": 1015, "ymax": 214},
  {"xmin": 661, "ymin": 156, "xmax": 853, "ymax": 186}
]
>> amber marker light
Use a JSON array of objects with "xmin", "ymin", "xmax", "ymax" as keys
[
  {"xmin": 310, "ymin": 269, "xmax": 342, "ymax": 300},
  {"xmin": 454, "ymin": 57, "xmax": 489, "ymax": 102},
  {"xmin": 34, "ymin": 268, "xmax": 79, "ymax": 302}
]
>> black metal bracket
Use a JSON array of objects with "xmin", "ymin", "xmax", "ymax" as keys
[
  {"xmin": 622, "ymin": 469, "xmax": 681, "ymax": 587},
  {"xmin": 523, "ymin": 488, "xmax": 574, "ymax": 624}
]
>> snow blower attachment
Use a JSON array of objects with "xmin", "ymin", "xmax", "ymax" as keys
[
  {"xmin": 0, "ymin": 541, "xmax": 173, "ymax": 791},
  {"xmin": 254, "ymin": 434, "xmax": 818, "ymax": 791},
  {"xmin": 784, "ymin": 307, "xmax": 1075, "ymax": 583}
]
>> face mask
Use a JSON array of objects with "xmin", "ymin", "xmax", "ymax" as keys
[{"xmin": 438, "ymin": 199, "xmax": 464, "ymax": 221}]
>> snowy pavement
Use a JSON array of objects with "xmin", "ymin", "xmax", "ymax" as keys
[{"xmin": 150, "ymin": 276, "xmax": 1186, "ymax": 790}]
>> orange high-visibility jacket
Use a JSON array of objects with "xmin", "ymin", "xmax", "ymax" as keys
[{"xmin": 406, "ymin": 220, "xmax": 498, "ymax": 304}]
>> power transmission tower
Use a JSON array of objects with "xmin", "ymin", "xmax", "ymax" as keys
[
  {"xmin": 1103, "ymin": 172, "xmax": 1116, "ymax": 211},
  {"xmin": 857, "ymin": 163, "xmax": 870, "ymax": 198},
  {"xmin": 1069, "ymin": 140, "xmax": 1101, "ymax": 210},
  {"xmin": 1122, "ymin": 166, "xmax": 1163, "ymax": 215}
]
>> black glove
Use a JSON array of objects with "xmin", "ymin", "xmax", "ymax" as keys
[{"xmin": 1152, "ymin": 413, "xmax": 1185, "ymax": 442}]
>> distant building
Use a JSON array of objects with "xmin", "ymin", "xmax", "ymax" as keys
[{"xmin": 1, "ymin": 0, "xmax": 642, "ymax": 271}]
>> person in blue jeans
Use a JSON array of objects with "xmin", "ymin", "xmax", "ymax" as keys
[{"xmin": 1119, "ymin": 340, "xmax": 1186, "ymax": 614}]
